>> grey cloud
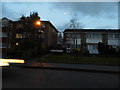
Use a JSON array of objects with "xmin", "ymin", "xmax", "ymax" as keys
[
  {"xmin": 51, "ymin": 2, "xmax": 118, "ymax": 17},
  {"xmin": 2, "ymin": 3, "xmax": 21, "ymax": 20},
  {"xmin": 57, "ymin": 20, "xmax": 85, "ymax": 31},
  {"xmin": 50, "ymin": 2, "xmax": 118, "ymax": 30},
  {"xmin": 2, "ymin": 2, "xmax": 43, "ymax": 20}
]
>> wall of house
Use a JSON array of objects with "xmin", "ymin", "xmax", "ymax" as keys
[
  {"xmin": 64, "ymin": 30, "xmax": 120, "ymax": 54},
  {"xmin": 44, "ymin": 22, "xmax": 58, "ymax": 48},
  {"xmin": 108, "ymin": 34, "xmax": 120, "ymax": 46},
  {"xmin": 86, "ymin": 38, "xmax": 102, "ymax": 54},
  {"xmin": 86, "ymin": 39, "xmax": 102, "ymax": 44},
  {"xmin": 1, "ymin": 18, "xmax": 11, "ymax": 56},
  {"xmin": 108, "ymin": 39, "xmax": 119, "ymax": 46}
]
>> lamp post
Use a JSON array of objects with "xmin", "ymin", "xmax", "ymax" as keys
[
  {"xmin": 34, "ymin": 20, "xmax": 42, "ymax": 55},
  {"xmin": 34, "ymin": 20, "xmax": 41, "ymax": 38}
]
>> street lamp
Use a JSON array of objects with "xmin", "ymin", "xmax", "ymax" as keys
[{"xmin": 35, "ymin": 20, "xmax": 41, "ymax": 26}]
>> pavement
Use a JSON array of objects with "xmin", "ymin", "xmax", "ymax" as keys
[{"xmin": 11, "ymin": 61, "xmax": 120, "ymax": 74}]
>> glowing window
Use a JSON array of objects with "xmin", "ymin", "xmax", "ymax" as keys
[
  {"xmin": 16, "ymin": 43, "xmax": 19, "ymax": 46},
  {"xmin": 16, "ymin": 34, "xmax": 23, "ymax": 38}
]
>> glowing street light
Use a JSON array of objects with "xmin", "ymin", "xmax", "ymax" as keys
[{"xmin": 35, "ymin": 20, "xmax": 41, "ymax": 26}]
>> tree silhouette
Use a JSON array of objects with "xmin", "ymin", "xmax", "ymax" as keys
[
  {"xmin": 19, "ymin": 12, "xmax": 40, "ymax": 32},
  {"xmin": 98, "ymin": 42, "xmax": 118, "ymax": 55},
  {"xmin": 68, "ymin": 15, "xmax": 80, "ymax": 29},
  {"xmin": 14, "ymin": 12, "xmax": 44, "ymax": 59}
]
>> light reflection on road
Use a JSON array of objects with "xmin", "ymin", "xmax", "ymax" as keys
[
  {"xmin": 0, "ymin": 59, "xmax": 25, "ymax": 66},
  {"xmin": 28, "ymin": 62, "xmax": 52, "ymax": 67}
]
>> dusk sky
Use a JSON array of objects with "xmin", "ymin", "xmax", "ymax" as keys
[{"xmin": 2, "ymin": 2, "xmax": 118, "ymax": 32}]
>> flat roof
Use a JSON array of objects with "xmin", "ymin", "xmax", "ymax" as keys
[{"xmin": 64, "ymin": 29, "xmax": 120, "ymax": 33}]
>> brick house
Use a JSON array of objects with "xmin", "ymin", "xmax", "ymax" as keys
[
  {"xmin": 0, "ymin": 17, "xmax": 13, "ymax": 56},
  {"xmin": 0, "ymin": 17, "xmax": 58, "ymax": 56}
]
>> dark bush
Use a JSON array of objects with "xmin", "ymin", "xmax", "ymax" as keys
[{"xmin": 98, "ymin": 42, "xmax": 119, "ymax": 55}]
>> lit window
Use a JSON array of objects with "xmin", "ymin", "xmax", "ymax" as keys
[
  {"xmin": 16, "ymin": 34, "xmax": 23, "ymax": 38},
  {"xmin": 16, "ymin": 43, "xmax": 19, "ymax": 46}
]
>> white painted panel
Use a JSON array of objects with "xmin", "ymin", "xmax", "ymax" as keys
[
  {"xmin": 87, "ymin": 45, "xmax": 99, "ymax": 54},
  {"xmin": 86, "ymin": 39, "xmax": 102, "ymax": 43},
  {"xmin": 118, "ymin": 40, "xmax": 120, "ymax": 46},
  {"xmin": 76, "ymin": 39, "xmax": 81, "ymax": 44},
  {"xmin": 69, "ymin": 39, "xmax": 81, "ymax": 45},
  {"xmin": 108, "ymin": 40, "xmax": 119, "ymax": 46}
]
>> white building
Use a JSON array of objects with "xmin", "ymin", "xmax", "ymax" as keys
[{"xmin": 64, "ymin": 29, "xmax": 120, "ymax": 54}]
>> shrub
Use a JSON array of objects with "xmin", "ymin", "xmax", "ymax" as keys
[{"xmin": 22, "ymin": 49, "xmax": 35, "ymax": 60}]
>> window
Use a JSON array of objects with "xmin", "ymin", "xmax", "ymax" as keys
[
  {"xmin": 41, "ymin": 23, "xmax": 45, "ymax": 27},
  {"xmin": 53, "ymin": 29, "xmax": 55, "ymax": 32},
  {"xmin": 1, "ymin": 32, "xmax": 8, "ymax": 37},
  {"xmin": 66, "ymin": 33, "xmax": 71, "ymax": 38},
  {"xmin": 39, "ymin": 33, "xmax": 44, "ymax": 38},
  {"xmin": 23, "ymin": 32, "xmax": 31, "ymax": 38},
  {"xmin": 93, "ymin": 34, "xmax": 97, "ymax": 38},
  {"xmin": 86, "ymin": 34, "xmax": 92, "ymax": 39},
  {"xmin": 1, "ymin": 43, "xmax": 6, "ymax": 48},
  {"xmin": 0, "ymin": 22, "xmax": 2, "ymax": 27},
  {"xmin": 2, "ymin": 20, "xmax": 9, "ymax": 27},
  {"xmin": 16, "ymin": 24, "xmax": 23, "ymax": 29},
  {"xmin": 93, "ymin": 45, "xmax": 97, "ymax": 50},
  {"xmin": 114, "ymin": 34, "xmax": 120, "ymax": 39},
  {"xmin": 86, "ymin": 33, "xmax": 102, "ymax": 39},
  {"xmin": 0, "ymin": 43, "xmax": 2, "ymax": 48},
  {"xmin": 16, "ymin": 34, "xmax": 23, "ymax": 38},
  {"xmin": 39, "ymin": 30, "xmax": 44, "ymax": 33},
  {"xmin": 0, "ymin": 32, "xmax": 2, "ymax": 37},
  {"xmin": 76, "ymin": 34, "xmax": 80, "ymax": 38},
  {"xmin": 108, "ymin": 34, "xmax": 114, "ymax": 39},
  {"xmin": 16, "ymin": 43, "xmax": 19, "ymax": 46},
  {"xmin": 8, "ymin": 43, "xmax": 11, "ymax": 48},
  {"xmin": 88, "ymin": 45, "xmax": 97, "ymax": 50}
]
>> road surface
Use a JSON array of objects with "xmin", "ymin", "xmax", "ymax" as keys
[{"xmin": 2, "ymin": 66, "xmax": 120, "ymax": 88}]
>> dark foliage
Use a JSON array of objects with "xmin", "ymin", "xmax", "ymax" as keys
[
  {"xmin": 7, "ymin": 12, "xmax": 47, "ymax": 60},
  {"xmin": 97, "ymin": 42, "xmax": 119, "ymax": 55}
]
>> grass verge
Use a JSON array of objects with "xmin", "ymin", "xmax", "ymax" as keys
[{"xmin": 39, "ymin": 54, "xmax": 120, "ymax": 66}]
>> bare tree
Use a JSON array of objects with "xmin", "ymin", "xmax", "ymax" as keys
[
  {"xmin": 67, "ymin": 14, "xmax": 82, "ymax": 59},
  {"xmin": 68, "ymin": 15, "xmax": 80, "ymax": 29}
]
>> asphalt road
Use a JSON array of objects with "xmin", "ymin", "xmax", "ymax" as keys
[{"xmin": 2, "ymin": 66, "xmax": 120, "ymax": 88}]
